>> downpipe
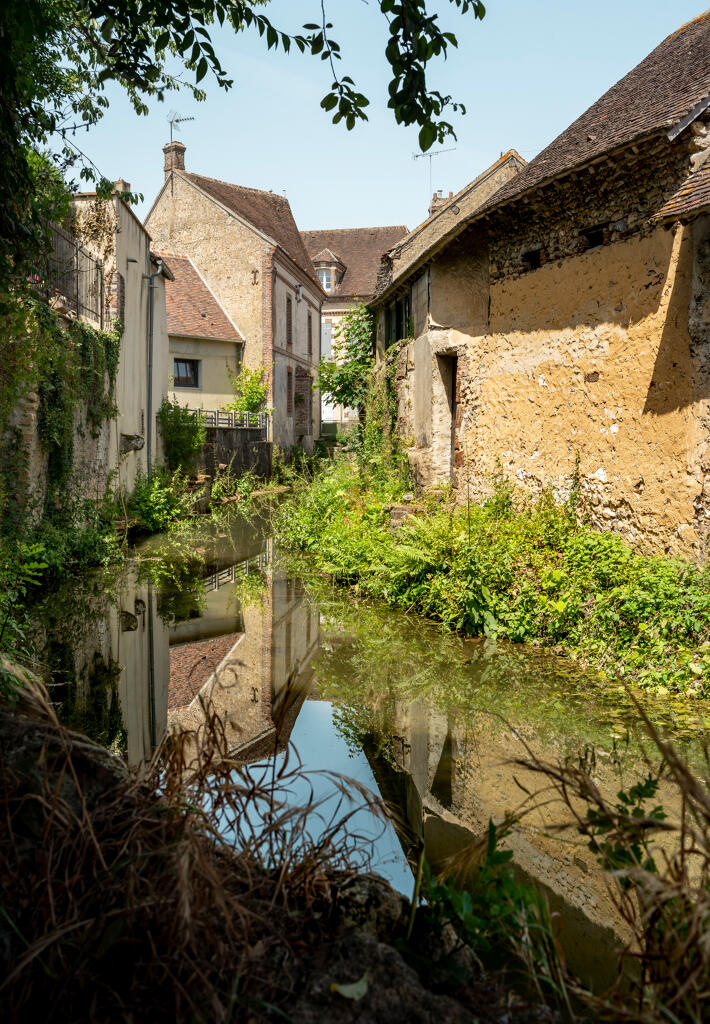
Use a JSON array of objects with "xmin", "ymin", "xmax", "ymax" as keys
[{"xmin": 145, "ymin": 258, "xmax": 163, "ymax": 478}]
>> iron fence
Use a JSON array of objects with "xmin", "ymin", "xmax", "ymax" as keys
[
  {"xmin": 188, "ymin": 408, "xmax": 270, "ymax": 432},
  {"xmin": 34, "ymin": 222, "xmax": 105, "ymax": 327},
  {"xmin": 202, "ymin": 552, "xmax": 270, "ymax": 595}
]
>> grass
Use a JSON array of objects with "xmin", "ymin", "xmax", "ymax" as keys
[{"xmin": 275, "ymin": 456, "xmax": 710, "ymax": 699}]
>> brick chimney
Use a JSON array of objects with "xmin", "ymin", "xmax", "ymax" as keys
[
  {"xmin": 113, "ymin": 179, "xmax": 131, "ymax": 200},
  {"xmin": 163, "ymin": 141, "xmax": 186, "ymax": 180},
  {"xmin": 428, "ymin": 189, "xmax": 453, "ymax": 217}
]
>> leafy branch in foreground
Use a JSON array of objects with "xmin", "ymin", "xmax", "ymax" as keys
[{"xmin": 2, "ymin": 0, "xmax": 485, "ymax": 288}]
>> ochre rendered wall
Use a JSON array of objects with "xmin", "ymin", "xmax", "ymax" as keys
[{"xmin": 395, "ymin": 223, "xmax": 710, "ymax": 558}]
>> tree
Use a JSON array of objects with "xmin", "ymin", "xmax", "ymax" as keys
[
  {"xmin": 0, "ymin": 0, "xmax": 486, "ymax": 288},
  {"xmin": 316, "ymin": 304, "xmax": 374, "ymax": 420}
]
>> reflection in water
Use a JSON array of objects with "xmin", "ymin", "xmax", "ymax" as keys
[{"xmin": 27, "ymin": 515, "xmax": 710, "ymax": 995}]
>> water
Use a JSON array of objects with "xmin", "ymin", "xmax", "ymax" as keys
[{"xmin": 26, "ymin": 508, "xmax": 710, "ymax": 992}]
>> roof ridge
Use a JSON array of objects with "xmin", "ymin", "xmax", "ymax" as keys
[
  {"xmin": 185, "ymin": 171, "xmax": 287, "ymax": 201},
  {"xmin": 303, "ymin": 225, "xmax": 409, "ymax": 234}
]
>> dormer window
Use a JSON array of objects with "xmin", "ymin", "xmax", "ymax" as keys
[{"xmin": 318, "ymin": 268, "xmax": 332, "ymax": 291}]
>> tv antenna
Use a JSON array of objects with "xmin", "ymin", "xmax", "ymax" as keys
[
  {"xmin": 168, "ymin": 111, "xmax": 195, "ymax": 146},
  {"xmin": 167, "ymin": 112, "xmax": 195, "ymax": 193},
  {"xmin": 412, "ymin": 146, "xmax": 456, "ymax": 208}
]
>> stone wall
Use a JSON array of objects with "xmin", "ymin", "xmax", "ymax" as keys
[
  {"xmin": 199, "ymin": 427, "xmax": 272, "ymax": 480},
  {"xmin": 389, "ymin": 131, "xmax": 710, "ymax": 558}
]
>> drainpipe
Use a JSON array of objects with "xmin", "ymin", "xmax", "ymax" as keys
[{"xmin": 145, "ymin": 258, "xmax": 163, "ymax": 478}]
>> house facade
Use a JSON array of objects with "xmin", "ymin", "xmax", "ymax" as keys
[
  {"xmin": 159, "ymin": 253, "xmax": 243, "ymax": 411},
  {"xmin": 301, "ymin": 225, "xmax": 408, "ymax": 428},
  {"xmin": 372, "ymin": 14, "xmax": 710, "ymax": 559},
  {"xmin": 146, "ymin": 144, "xmax": 323, "ymax": 451}
]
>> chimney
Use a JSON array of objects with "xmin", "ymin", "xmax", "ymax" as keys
[
  {"xmin": 428, "ymin": 188, "xmax": 452, "ymax": 217},
  {"xmin": 113, "ymin": 179, "xmax": 131, "ymax": 201},
  {"xmin": 163, "ymin": 141, "xmax": 186, "ymax": 180}
]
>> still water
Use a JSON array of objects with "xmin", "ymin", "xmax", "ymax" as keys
[{"xmin": 27, "ymin": 508, "xmax": 710, "ymax": 992}]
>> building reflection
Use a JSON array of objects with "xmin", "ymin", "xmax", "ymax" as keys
[{"xmin": 166, "ymin": 541, "xmax": 320, "ymax": 766}]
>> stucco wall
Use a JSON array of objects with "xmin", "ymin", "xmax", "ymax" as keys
[
  {"xmin": 395, "ymin": 220, "xmax": 710, "ymax": 558},
  {"xmin": 168, "ymin": 334, "xmax": 241, "ymax": 410}
]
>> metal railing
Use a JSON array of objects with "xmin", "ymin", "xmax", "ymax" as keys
[
  {"xmin": 188, "ymin": 408, "xmax": 270, "ymax": 431},
  {"xmin": 202, "ymin": 552, "xmax": 270, "ymax": 595},
  {"xmin": 33, "ymin": 222, "xmax": 105, "ymax": 327}
]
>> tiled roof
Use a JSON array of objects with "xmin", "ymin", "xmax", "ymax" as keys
[
  {"xmin": 477, "ymin": 12, "xmax": 710, "ymax": 214},
  {"xmin": 301, "ymin": 225, "xmax": 408, "ymax": 298},
  {"xmin": 168, "ymin": 632, "xmax": 242, "ymax": 710},
  {"xmin": 159, "ymin": 254, "xmax": 242, "ymax": 341},
  {"xmin": 183, "ymin": 172, "xmax": 321, "ymax": 288},
  {"xmin": 655, "ymin": 158, "xmax": 710, "ymax": 220},
  {"xmin": 312, "ymin": 247, "xmax": 342, "ymax": 264}
]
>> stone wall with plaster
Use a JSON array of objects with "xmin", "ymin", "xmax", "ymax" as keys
[{"xmin": 387, "ymin": 134, "xmax": 710, "ymax": 558}]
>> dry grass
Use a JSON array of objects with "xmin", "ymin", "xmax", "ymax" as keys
[
  {"xmin": 514, "ymin": 702, "xmax": 710, "ymax": 1023},
  {"xmin": 0, "ymin": 661, "xmax": 388, "ymax": 1023}
]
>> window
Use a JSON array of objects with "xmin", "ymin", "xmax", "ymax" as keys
[
  {"xmin": 521, "ymin": 248, "xmax": 544, "ymax": 272},
  {"xmin": 173, "ymin": 358, "xmax": 199, "ymax": 388},
  {"xmin": 287, "ymin": 368, "xmax": 294, "ymax": 414},
  {"xmin": 579, "ymin": 224, "xmax": 608, "ymax": 251},
  {"xmin": 308, "ymin": 312, "xmax": 313, "ymax": 357},
  {"xmin": 286, "ymin": 296, "xmax": 293, "ymax": 347},
  {"xmin": 317, "ymin": 268, "xmax": 332, "ymax": 291},
  {"xmin": 321, "ymin": 320, "xmax": 332, "ymax": 357}
]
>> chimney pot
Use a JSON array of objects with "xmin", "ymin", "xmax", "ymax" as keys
[{"xmin": 163, "ymin": 141, "xmax": 186, "ymax": 180}]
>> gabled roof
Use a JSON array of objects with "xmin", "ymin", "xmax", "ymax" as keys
[
  {"xmin": 301, "ymin": 225, "xmax": 408, "ymax": 298},
  {"xmin": 477, "ymin": 12, "xmax": 710, "ymax": 214},
  {"xmin": 655, "ymin": 158, "xmax": 710, "ymax": 221},
  {"xmin": 159, "ymin": 253, "xmax": 243, "ymax": 342},
  {"xmin": 183, "ymin": 172, "xmax": 321, "ymax": 288},
  {"xmin": 312, "ymin": 247, "xmax": 342, "ymax": 264},
  {"xmin": 384, "ymin": 150, "xmax": 526, "ymax": 288}
]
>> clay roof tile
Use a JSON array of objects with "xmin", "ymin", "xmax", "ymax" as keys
[{"xmin": 158, "ymin": 253, "xmax": 243, "ymax": 341}]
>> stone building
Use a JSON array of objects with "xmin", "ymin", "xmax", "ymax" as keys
[
  {"xmin": 146, "ymin": 144, "xmax": 323, "ymax": 451},
  {"xmin": 301, "ymin": 225, "xmax": 408, "ymax": 427},
  {"xmin": 159, "ymin": 253, "xmax": 243, "ymax": 410},
  {"xmin": 372, "ymin": 13, "xmax": 710, "ymax": 558}
]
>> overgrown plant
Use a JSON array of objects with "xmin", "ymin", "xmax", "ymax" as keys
[
  {"xmin": 276, "ymin": 459, "xmax": 710, "ymax": 698},
  {"xmin": 316, "ymin": 303, "xmax": 374, "ymax": 421},
  {"xmin": 157, "ymin": 396, "xmax": 206, "ymax": 472},
  {"xmin": 223, "ymin": 363, "xmax": 269, "ymax": 414}
]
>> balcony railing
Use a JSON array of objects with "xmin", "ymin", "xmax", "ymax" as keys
[{"xmin": 33, "ymin": 222, "xmax": 105, "ymax": 328}]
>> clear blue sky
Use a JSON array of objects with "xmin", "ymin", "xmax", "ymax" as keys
[{"xmin": 75, "ymin": 1, "xmax": 706, "ymax": 232}]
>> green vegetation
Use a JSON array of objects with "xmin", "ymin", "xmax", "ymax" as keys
[
  {"xmin": 157, "ymin": 396, "xmax": 206, "ymax": 473},
  {"xmin": 125, "ymin": 468, "xmax": 202, "ymax": 535},
  {"xmin": 277, "ymin": 456, "xmax": 710, "ymax": 698},
  {"xmin": 223, "ymin": 363, "xmax": 269, "ymax": 414},
  {"xmin": 316, "ymin": 303, "xmax": 375, "ymax": 420}
]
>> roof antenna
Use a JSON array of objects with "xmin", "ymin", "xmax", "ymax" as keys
[
  {"xmin": 412, "ymin": 146, "xmax": 456, "ymax": 212},
  {"xmin": 167, "ymin": 111, "xmax": 195, "ymax": 196}
]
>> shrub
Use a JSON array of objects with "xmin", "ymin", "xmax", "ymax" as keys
[
  {"xmin": 223, "ymin": 363, "xmax": 268, "ymax": 414},
  {"xmin": 157, "ymin": 397, "xmax": 205, "ymax": 473},
  {"xmin": 126, "ymin": 468, "xmax": 200, "ymax": 534}
]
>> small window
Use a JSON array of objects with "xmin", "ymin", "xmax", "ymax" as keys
[
  {"xmin": 579, "ymin": 224, "xmax": 608, "ymax": 251},
  {"xmin": 308, "ymin": 312, "xmax": 313, "ymax": 357},
  {"xmin": 521, "ymin": 248, "xmax": 544, "ymax": 272},
  {"xmin": 287, "ymin": 368, "xmax": 294, "ymax": 414},
  {"xmin": 286, "ymin": 296, "xmax": 293, "ymax": 347},
  {"xmin": 317, "ymin": 268, "xmax": 332, "ymax": 291},
  {"xmin": 173, "ymin": 358, "xmax": 199, "ymax": 388}
]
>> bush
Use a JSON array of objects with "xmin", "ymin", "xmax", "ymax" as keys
[
  {"xmin": 222, "ymin": 363, "xmax": 268, "ymax": 414},
  {"xmin": 126, "ymin": 468, "xmax": 200, "ymax": 534},
  {"xmin": 157, "ymin": 397, "xmax": 205, "ymax": 473}
]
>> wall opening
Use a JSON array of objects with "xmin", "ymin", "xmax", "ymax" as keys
[{"xmin": 435, "ymin": 353, "xmax": 458, "ymax": 481}]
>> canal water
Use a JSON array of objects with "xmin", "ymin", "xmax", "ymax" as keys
[{"xmin": 26, "ymin": 507, "xmax": 710, "ymax": 993}]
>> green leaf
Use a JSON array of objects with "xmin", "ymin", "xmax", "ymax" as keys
[{"xmin": 418, "ymin": 122, "xmax": 437, "ymax": 152}]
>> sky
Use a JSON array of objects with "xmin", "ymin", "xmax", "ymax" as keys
[{"xmin": 73, "ymin": 1, "xmax": 707, "ymax": 232}]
